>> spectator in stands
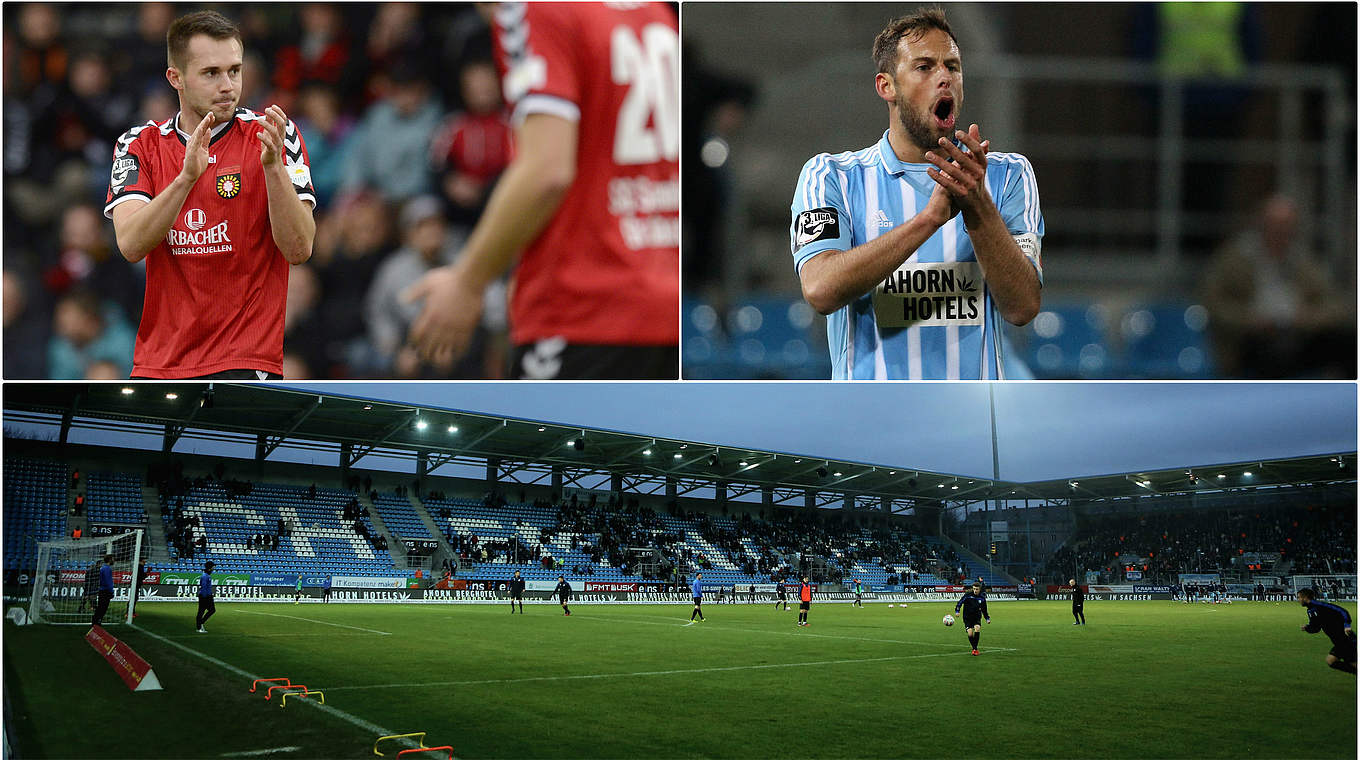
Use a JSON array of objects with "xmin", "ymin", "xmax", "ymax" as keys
[
  {"xmin": 430, "ymin": 59, "xmax": 513, "ymax": 228},
  {"xmin": 271, "ymin": 4, "xmax": 355, "ymax": 107},
  {"xmin": 339, "ymin": 59, "xmax": 442, "ymax": 204},
  {"xmin": 4, "ymin": 268, "xmax": 51, "ymax": 378},
  {"xmin": 47, "ymin": 287, "xmax": 135, "ymax": 380},
  {"xmin": 1204, "ymin": 194, "xmax": 1354, "ymax": 378},
  {"xmin": 366, "ymin": 195, "xmax": 477, "ymax": 377},
  {"xmin": 311, "ymin": 191, "xmax": 393, "ymax": 374},
  {"xmin": 292, "ymin": 82, "xmax": 355, "ymax": 207},
  {"xmin": 114, "ymin": 2, "xmax": 177, "ymax": 96}
]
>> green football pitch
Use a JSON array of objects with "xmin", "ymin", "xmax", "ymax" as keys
[{"xmin": 4, "ymin": 599, "xmax": 1355, "ymax": 759}]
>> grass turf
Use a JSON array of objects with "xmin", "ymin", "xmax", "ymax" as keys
[{"xmin": 4, "ymin": 599, "xmax": 1355, "ymax": 759}]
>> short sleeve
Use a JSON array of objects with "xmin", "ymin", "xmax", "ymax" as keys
[
  {"xmin": 104, "ymin": 123, "xmax": 158, "ymax": 218},
  {"xmin": 495, "ymin": 2, "xmax": 583, "ymax": 125},
  {"xmin": 996, "ymin": 153, "xmax": 1044, "ymax": 283},
  {"xmin": 998, "ymin": 153, "xmax": 1042, "ymax": 238},
  {"xmin": 283, "ymin": 119, "xmax": 317, "ymax": 209},
  {"xmin": 790, "ymin": 154, "xmax": 852, "ymax": 275}
]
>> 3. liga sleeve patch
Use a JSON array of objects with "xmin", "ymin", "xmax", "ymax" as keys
[
  {"xmin": 795, "ymin": 207, "xmax": 840, "ymax": 249},
  {"xmin": 110, "ymin": 155, "xmax": 139, "ymax": 192}
]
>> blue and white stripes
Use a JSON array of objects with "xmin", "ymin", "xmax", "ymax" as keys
[{"xmin": 791, "ymin": 130, "xmax": 1043, "ymax": 380}]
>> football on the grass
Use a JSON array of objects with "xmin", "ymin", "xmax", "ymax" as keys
[{"xmin": 943, "ymin": 614, "xmax": 955, "ymax": 626}]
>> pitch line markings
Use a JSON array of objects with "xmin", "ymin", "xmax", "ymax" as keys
[
  {"xmin": 220, "ymin": 747, "xmax": 302, "ymax": 757},
  {"xmin": 324, "ymin": 648, "xmax": 1020, "ymax": 692},
  {"xmin": 130, "ymin": 626, "xmax": 444, "ymax": 757},
  {"xmin": 236, "ymin": 609, "xmax": 392, "ymax": 635},
  {"xmin": 579, "ymin": 612, "xmax": 960, "ymax": 647},
  {"xmin": 161, "ymin": 631, "xmax": 377, "ymax": 640}
]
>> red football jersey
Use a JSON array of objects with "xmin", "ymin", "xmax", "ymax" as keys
[
  {"xmin": 104, "ymin": 109, "xmax": 315, "ymax": 378},
  {"xmin": 493, "ymin": 2, "xmax": 679, "ymax": 347}
]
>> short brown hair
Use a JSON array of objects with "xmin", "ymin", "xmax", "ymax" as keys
[
  {"xmin": 167, "ymin": 11, "xmax": 242, "ymax": 70},
  {"xmin": 872, "ymin": 8, "xmax": 959, "ymax": 75}
]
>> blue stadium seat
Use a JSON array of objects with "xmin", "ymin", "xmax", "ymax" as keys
[
  {"xmin": 1116, "ymin": 303, "xmax": 1214, "ymax": 379},
  {"xmin": 1020, "ymin": 303, "xmax": 1113, "ymax": 379}
]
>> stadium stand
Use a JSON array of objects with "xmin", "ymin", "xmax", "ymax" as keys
[
  {"xmin": 85, "ymin": 470, "xmax": 147, "ymax": 525},
  {"xmin": 3, "ymin": 457, "xmax": 70, "ymax": 572},
  {"xmin": 153, "ymin": 478, "xmax": 409, "ymax": 578},
  {"xmin": 1043, "ymin": 504, "xmax": 1357, "ymax": 583},
  {"xmin": 369, "ymin": 492, "xmax": 436, "ymax": 540}
]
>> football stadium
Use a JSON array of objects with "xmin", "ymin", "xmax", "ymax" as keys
[
  {"xmin": 682, "ymin": 2, "xmax": 1356, "ymax": 379},
  {"xmin": 2, "ymin": 382, "xmax": 1356, "ymax": 758}
]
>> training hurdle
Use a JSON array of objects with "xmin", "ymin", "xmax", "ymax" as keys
[
  {"xmin": 396, "ymin": 747, "xmax": 453, "ymax": 759},
  {"xmin": 249, "ymin": 677, "xmax": 290, "ymax": 693},
  {"xmin": 266, "ymin": 684, "xmax": 309, "ymax": 700},
  {"xmin": 280, "ymin": 689, "xmax": 324, "ymax": 707}
]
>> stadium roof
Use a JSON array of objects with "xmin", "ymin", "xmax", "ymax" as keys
[{"xmin": 4, "ymin": 383, "xmax": 1353, "ymax": 512}]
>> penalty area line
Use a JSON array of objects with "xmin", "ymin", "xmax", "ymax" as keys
[
  {"xmin": 220, "ymin": 747, "xmax": 302, "ymax": 757},
  {"xmin": 234, "ymin": 609, "xmax": 392, "ymax": 635},
  {"xmin": 325, "ymin": 648, "xmax": 1021, "ymax": 692}
]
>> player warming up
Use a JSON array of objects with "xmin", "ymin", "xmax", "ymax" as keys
[
  {"xmin": 1069, "ymin": 578, "xmax": 1086, "ymax": 625},
  {"xmin": 104, "ymin": 11, "xmax": 316, "ymax": 379},
  {"xmin": 955, "ymin": 581, "xmax": 990, "ymax": 655},
  {"xmin": 790, "ymin": 8, "xmax": 1042, "ymax": 379},
  {"xmin": 797, "ymin": 577, "xmax": 813, "ymax": 626},
  {"xmin": 690, "ymin": 573, "xmax": 706, "ymax": 622},
  {"xmin": 195, "ymin": 561, "xmax": 216, "ymax": 633},
  {"xmin": 553, "ymin": 575, "xmax": 573, "ymax": 616},
  {"xmin": 775, "ymin": 582, "xmax": 788, "ymax": 610},
  {"xmin": 406, "ymin": 2, "xmax": 679, "ymax": 379},
  {"xmin": 853, "ymin": 578, "xmax": 864, "ymax": 608},
  {"xmin": 509, "ymin": 570, "xmax": 526, "ymax": 614},
  {"xmin": 1298, "ymin": 588, "xmax": 1356, "ymax": 675}
]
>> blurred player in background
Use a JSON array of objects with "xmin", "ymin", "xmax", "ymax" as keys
[
  {"xmin": 104, "ymin": 11, "xmax": 316, "ymax": 379},
  {"xmin": 1068, "ymin": 578, "xmax": 1086, "ymax": 625},
  {"xmin": 553, "ymin": 575, "xmax": 573, "ymax": 616},
  {"xmin": 791, "ymin": 8, "xmax": 1042, "ymax": 379},
  {"xmin": 1297, "ymin": 588, "xmax": 1356, "ymax": 675},
  {"xmin": 797, "ymin": 577, "xmax": 812, "ymax": 626},
  {"xmin": 954, "ymin": 581, "xmax": 990, "ymax": 655},
  {"xmin": 406, "ymin": 2, "xmax": 679, "ymax": 379},
  {"xmin": 196, "ymin": 560, "xmax": 216, "ymax": 633},
  {"xmin": 91, "ymin": 554, "xmax": 115, "ymax": 626},
  {"xmin": 509, "ymin": 569, "xmax": 525, "ymax": 614},
  {"xmin": 690, "ymin": 572, "xmax": 706, "ymax": 622}
]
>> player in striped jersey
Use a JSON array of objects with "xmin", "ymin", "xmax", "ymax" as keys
[{"xmin": 791, "ymin": 9, "xmax": 1043, "ymax": 380}]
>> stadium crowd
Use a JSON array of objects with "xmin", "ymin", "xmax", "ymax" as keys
[
  {"xmin": 5, "ymin": 3, "xmax": 513, "ymax": 379},
  {"xmin": 444, "ymin": 490, "xmax": 962, "ymax": 586},
  {"xmin": 1043, "ymin": 504, "xmax": 1356, "ymax": 583}
]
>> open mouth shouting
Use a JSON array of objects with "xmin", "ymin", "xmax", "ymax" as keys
[{"xmin": 932, "ymin": 96, "xmax": 956, "ymax": 131}]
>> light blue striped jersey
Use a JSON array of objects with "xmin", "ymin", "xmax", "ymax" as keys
[{"xmin": 791, "ymin": 131, "xmax": 1044, "ymax": 380}]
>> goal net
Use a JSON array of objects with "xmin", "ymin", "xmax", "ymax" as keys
[
  {"xmin": 1290, "ymin": 574, "xmax": 1358, "ymax": 602},
  {"xmin": 28, "ymin": 529, "xmax": 145, "ymax": 625}
]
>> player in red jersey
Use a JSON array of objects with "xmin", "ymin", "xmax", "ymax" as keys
[
  {"xmin": 104, "ymin": 11, "xmax": 316, "ymax": 379},
  {"xmin": 406, "ymin": 2, "xmax": 679, "ymax": 379}
]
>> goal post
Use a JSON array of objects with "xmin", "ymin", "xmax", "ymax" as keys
[
  {"xmin": 29, "ymin": 529, "xmax": 145, "ymax": 626},
  {"xmin": 1289, "ymin": 574, "xmax": 1358, "ymax": 602}
]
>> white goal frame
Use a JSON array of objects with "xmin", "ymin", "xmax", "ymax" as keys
[{"xmin": 28, "ymin": 529, "xmax": 145, "ymax": 625}]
